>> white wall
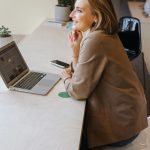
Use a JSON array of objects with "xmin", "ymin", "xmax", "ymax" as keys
[{"xmin": 0, "ymin": 0, "xmax": 57, "ymax": 34}]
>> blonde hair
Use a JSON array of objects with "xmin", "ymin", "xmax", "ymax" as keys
[{"xmin": 88, "ymin": 0, "xmax": 118, "ymax": 35}]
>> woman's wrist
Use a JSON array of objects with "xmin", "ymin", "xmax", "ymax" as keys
[
  {"xmin": 72, "ymin": 47, "xmax": 80, "ymax": 58},
  {"xmin": 72, "ymin": 57, "xmax": 78, "ymax": 64},
  {"xmin": 72, "ymin": 55, "xmax": 78, "ymax": 58}
]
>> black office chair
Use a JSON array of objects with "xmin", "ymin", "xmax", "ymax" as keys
[{"xmin": 118, "ymin": 16, "xmax": 142, "ymax": 60}]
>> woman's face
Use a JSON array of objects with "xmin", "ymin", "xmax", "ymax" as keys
[{"xmin": 70, "ymin": 0, "xmax": 97, "ymax": 32}]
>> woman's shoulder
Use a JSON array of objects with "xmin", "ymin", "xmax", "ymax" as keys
[
  {"xmin": 80, "ymin": 31, "xmax": 107, "ymax": 55},
  {"xmin": 83, "ymin": 30, "xmax": 117, "ymax": 42},
  {"xmin": 84, "ymin": 30, "xmax": 103, "ymax": 38},
  {"xmin": 80, "ymin": 30, "xmax": 120, "ymax": 55}
]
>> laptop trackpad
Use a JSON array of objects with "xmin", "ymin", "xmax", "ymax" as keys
[{"xmin": 31, "ymin": 79, "xmax": 56, "ymax": 95}]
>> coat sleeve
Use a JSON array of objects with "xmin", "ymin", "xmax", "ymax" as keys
[{"xmin": 64, "ymin": 35, "xmax": 108, "ymax": 100}]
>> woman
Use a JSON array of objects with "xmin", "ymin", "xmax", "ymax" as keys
[{"xmin": 61, "ymin": 0, "xmax": 148, "ymax": 149}]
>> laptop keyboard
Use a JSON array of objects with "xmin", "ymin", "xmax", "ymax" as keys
[{"xmin": 14, "ymin": 72, "xmax": 46, "ymax": 90}]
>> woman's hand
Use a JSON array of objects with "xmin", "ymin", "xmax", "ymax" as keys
[
  {"xmin": 69, "ymin": 30, "xmax": 83, "ymax": 58},
  {"xmin": 61, "ymin": 67, "xmax": 72, "ymax": 83}
]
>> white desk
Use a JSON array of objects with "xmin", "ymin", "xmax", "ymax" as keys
[{"xmin": 0, "ymin": 20, "xmax": 85, "ymax": 150}]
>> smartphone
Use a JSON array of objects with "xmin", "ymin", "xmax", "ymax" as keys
[{"xmin": 50, "ymin": 60, "xmax": 70, "ymax": 68}]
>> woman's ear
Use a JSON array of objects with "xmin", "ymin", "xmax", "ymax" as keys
[{"xmin": 93, "ymin": 16, "xmax": 98, "ymax": 24}]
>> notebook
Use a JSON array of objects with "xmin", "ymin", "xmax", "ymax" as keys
[{"xmin": 0, "ymin": 41, "xmax": 60, "ymax": 95}]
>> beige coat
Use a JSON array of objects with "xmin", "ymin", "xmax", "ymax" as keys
[{"xmin": 64, "ymin": 31, "xmax": 148, "ymax": 148}]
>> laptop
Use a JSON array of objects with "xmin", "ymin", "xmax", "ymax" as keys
[{"xmin": 0, "ymin": 41, "xmax": 60, "ymax": 95}]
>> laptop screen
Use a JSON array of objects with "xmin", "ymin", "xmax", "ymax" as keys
[{"xmin": 0, "ymin": 42, "xmax": 28, "ymax": 86}]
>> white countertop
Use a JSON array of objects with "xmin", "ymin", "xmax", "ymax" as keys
[{"xmin": 0, "ymin": 20, "xmax": 85, "ymax": 150}]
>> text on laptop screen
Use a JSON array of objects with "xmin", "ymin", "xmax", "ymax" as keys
[{"xmin": 0, "ymin": 44, "xmax": 27, "ymax": 84}]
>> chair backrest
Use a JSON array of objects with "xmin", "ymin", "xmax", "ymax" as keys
[{"xmin": 118, "ymin": 16, "xmax": 142, "ymax": 60}]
